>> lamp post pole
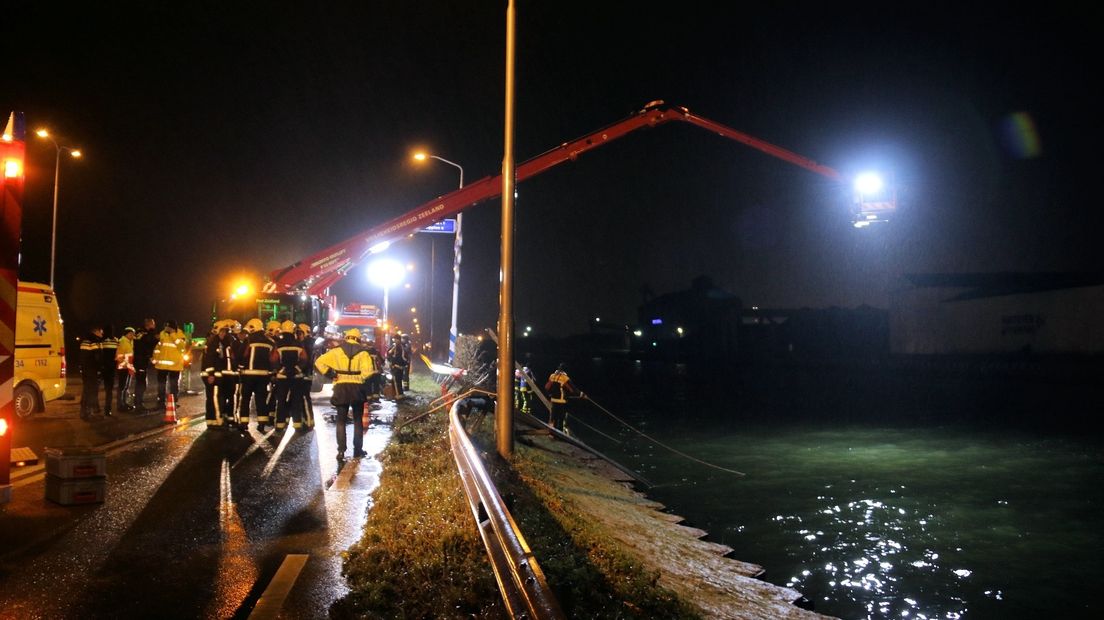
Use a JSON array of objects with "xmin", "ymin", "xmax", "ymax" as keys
[
  {"xmin": 497, "ymin": 0, "xmax": 517, "ymax": 459},
  {"xmin": 36, "ymin": 131, "xmax": 80, "ymax": 290},
  {"xmin": 425, "ymin": 155, "xmax": 465, "ymax": 366}
]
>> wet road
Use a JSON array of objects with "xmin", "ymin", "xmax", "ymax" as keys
[{"xmin": 0, "ymin": 389, "xmax": 394, "ymax": 619}]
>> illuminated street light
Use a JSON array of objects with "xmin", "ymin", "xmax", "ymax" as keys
[
  {"xmin": 854, "ymin": 172, "xmax": 885, "ymax": 195},
  {"xmin": 367, "ymin": 258, "xmax": 405, "ymax": 346},
  {"xmin": 413, "ymin": 150, "xmax": 464, "ymax": 364},
  {"xmin": 36, "ymin": 127, "xmax": 83, "ymax": 289}
]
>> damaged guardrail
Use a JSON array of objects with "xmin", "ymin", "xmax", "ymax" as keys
[{"xmin": 448, "ymin": 400, "xmax": 565, "ymax": 619}]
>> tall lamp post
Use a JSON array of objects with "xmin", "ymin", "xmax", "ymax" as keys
[
  {"xmin": 35, "ymin": 129, "xmax": 82, "ymax": 290},
  {"xmin": 366, "ymin": 258, "xmax": 405, "ymax": 350},
  {"xmin": 413, "ymin": 152, "xmax": 464, "ymax": 365}
]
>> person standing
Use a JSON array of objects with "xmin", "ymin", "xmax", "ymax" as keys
[
  {"xmin": 79, "ymin": 325, "xmax": 105, "ymax": 420},
  {"xmin": 114, "ymin": 327, "xmax": 136, "ymax": 411},
  {"xmin": 292, "ymin": 323, "xmax": 316, "ymax": 430},
  {"xmin": 132, "ymin": 318, "xmax": 159, "ymax": 412},
  {"xmin": 200, "ymin": 322, "xmax": 223, "ymax": 427},
  {"xmin": 544, "ymin": 363, "xmax": 584, "ymax": 433},
  {"xmin": 271, "ymin": 321, "xmax": 307, "ymax": 432},
  {"xmin": 314, "ymin": 328, "xmax": 375, "ymax": 461},
  {"xmin": 152, "ymin": 320, "xmax": 187, "ymax": 410},
  {"xmin": 386, "ymin": 336, "xmax": 408, "ymax": 399},
  {"xmin": 401, "ymin": 334, "xmax": 412, "ymax": 391},
  {"xmin": 212, "ymin": 321, "xmax": 240, "ymax": 428},
  {"xmin": 238, "ymin": 318, "xmax": 275, "ymax": 432},
  {"xmin": 99, "ymin": 328, "xmax": 119, "ymax": 416}
]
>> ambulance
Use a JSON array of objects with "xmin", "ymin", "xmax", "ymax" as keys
[{"xmin": 13, "ymin": 281, "xmax": 66, "ymax": 418}]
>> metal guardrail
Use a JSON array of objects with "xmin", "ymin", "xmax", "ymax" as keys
[{"xmin": 448, "ymin": 401, "xmax": 565, "ymax": 619}]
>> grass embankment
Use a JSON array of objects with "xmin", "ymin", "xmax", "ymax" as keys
[{"xmin": 334, "ymin": 371, "xmax": 698, "ymax": 619}]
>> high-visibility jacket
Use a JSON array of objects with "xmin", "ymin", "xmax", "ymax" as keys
[
  {"xmin": 152, "ymin": 329, "xmax": 188, "ymax": 372},
  {"xmin": 545, "ymin": 370, "xmax": 579, "ymax": 404},
  {"xmin": 79, "ymin": 333, "xmax": 103, "ymax": 377},
  {"xmin": 315, "ymin": 341, "xmax": 375, "ymax": 405},
  {"xmin": 116, "ymin": 335, "xmax": 135, "ymax": 371},
  {"xmin": 240, "ymin": 331, "xmax": 275, "ymax": 376}
]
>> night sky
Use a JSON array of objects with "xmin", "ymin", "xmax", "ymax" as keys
[{"xmin": 5, "ymin": 3, "xmax": 1099, "ymax": 341}]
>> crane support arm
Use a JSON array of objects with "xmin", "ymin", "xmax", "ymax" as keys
[{"xmin": 266, "ymin": 101, "xmax": 844, "ymax": 294}]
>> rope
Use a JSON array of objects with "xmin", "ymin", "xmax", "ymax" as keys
[
  {"xmin": 583, "ymin": 396, "xmax": 746, "ymax": 477},
  {"xmin": 564, "ymin": 413, "xmax": 622, "ymax": 444}
]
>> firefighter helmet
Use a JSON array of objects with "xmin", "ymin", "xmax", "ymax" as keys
[
  {"xmin": 280, "ymin": 320, "xmax": 295, "ymax": 333},
  {"xmin": 344, "ymin": 328, "xmax": 361, "ymax": 341},
  {"xmin": 245, "ymin": 318, "xmax": 263, "ymax": 333},
  {"xmin": 297, "ymin": 323, "xmax": 311, "ymax": 335},
  {"xmin": 266, "ymin": 320, "xmax": 281, "ymax": 333},
  {"xmin": 231, "ymin": 321, "xmax": 242, "ymax": 333}
]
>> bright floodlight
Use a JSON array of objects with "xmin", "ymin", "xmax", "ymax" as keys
[
  {"xmin": 36, "ymin": 128, "xmax": 49, "ymax": 138},
  {"xmin": 367, "ymin": 258, "xmax": 405, "ymax": 289},
  {"xmin": 854, "ymin": 172, "xmax": 884, "ymax": 195}
]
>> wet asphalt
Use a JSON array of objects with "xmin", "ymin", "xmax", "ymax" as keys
[{"xmin": 0, "ymin": 387, "xmax": 395, "ymax": 619}]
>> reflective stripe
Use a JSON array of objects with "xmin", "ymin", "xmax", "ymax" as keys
[{"xmin": 242, "ymin": 369, "xmax": 271, "ymax": 376}]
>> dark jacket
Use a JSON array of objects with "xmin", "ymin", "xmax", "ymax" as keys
[
  {"xmin": 133, "ymin": 328, "xmax": 159, "ymax": 368},
  {"xmin": 80, "ymin": 332, "xmax": 104, "ymax": 378}
]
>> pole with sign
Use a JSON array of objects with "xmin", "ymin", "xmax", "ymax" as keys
[{"xmin": 1, "ymin": 111, "xmax": 27, "ymax": 504}]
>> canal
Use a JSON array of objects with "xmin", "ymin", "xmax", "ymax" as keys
[{"xmin": 524, "ymin": 355, "xmax": 1104, "ymax": 619}]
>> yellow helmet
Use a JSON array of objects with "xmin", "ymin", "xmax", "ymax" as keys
[
  {"xmin": 280, "ymin": 320, "xmax": 296, "ymax": 333},
  {"xmin": 297, "ymin": 323, "xmax": 311, "ymax": 335},
  {"xmin": 245, "ymin": 318, "xmax": 263, "ymax": 333},
  {"xmin": 266, "ymin": 320, "xmax": 281, "ymax": 333},
  {"xmin": 344, "ymin": 328, "xmax": 361, "ymax": 341},
  {"xmin": 231, "ymin": 320, "xmax": 242, "ymax": 333}
]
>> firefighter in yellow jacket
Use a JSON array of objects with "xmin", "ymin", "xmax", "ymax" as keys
[
  {"xmin": 314, "ymin": 328, "xmax": 376, "ymax": 461},
  {"xmin": 152, "ymin": 320, "xmax": 188, "ymax": 409}
]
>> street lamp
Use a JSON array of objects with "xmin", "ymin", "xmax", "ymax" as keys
[
  {"xmin": 413, "ymin": 151, "xmax": 464, "ymax": 365},
  {"xmin": 367, "ymin": 258, "xmax": 405, "ymax": 347},
  {"xmin": 35, "ymin": 128, "xmax": 82, "ymax": 290}
]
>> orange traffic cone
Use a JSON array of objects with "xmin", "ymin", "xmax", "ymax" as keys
[{"xmin": 163, "ymin": 393, "xmax": 178, "ymax": 424}]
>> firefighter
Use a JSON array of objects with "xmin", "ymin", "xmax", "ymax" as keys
[
  {"xmin": 401, "ymin": 334, "xmax": 412, "ymax": 391},
  {"xmin": 238, "ymin": 318, "xmax": 275, "ymax": 432},
  {"xmin": 100, "ymin": 327, "xmax": 119, "ymax": 416},
  {"xmin": 515, "ymin": 366, "xmax": 533, "ymax": 415},
  {"xmin": 152, "ymin": 320, "xmax": 187, "ymax": 409},
  {"xmin": 132, "ymin": 318, "xmax": 159, "ymax": 411},
  {"xmin": 200, "ymin": 322, "xmax": 226, "ymax": 427},
  {"xmin": 212, "ymin": 320, "xmax": 241, "ymax": 427},
  {"xmin": 114, "ymin": 327, "xmax": 136, "ymax": 412},
  {"xmin": 293, "ymin": 323, "xmax": 316, "ymax": 430},
  {"xmin": 386, "ymin": 336, "xmax": 408, "ymax": 399},
  {"xmin": 544, "ymin": 363, "xmax": 584, "ymax": 433},
  {"xmin": 271, "ymin": 320, "xmax": 307, "ymax": 431},
  {"xmin": 315, "ymin": 328, "xmax": 375, "ymax": 461},
  {"xmin": 79, "ymin": 325, "xmax": 105, "ymax": 420}
]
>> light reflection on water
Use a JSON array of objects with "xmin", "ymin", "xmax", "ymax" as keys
[{"xmin": 607, "ymin": 425, "xmax": 1102, "ymax": 619}]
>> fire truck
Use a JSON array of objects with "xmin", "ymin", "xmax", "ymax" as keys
[{"xmin": 219, "ymin": 101, "xmax": 894, "ymax": 342}]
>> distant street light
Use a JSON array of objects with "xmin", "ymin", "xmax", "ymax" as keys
[
  {"xmin": 367, "ymin": 258, "xmax": 405, "ymax": 346},
  {"xmin": 413, "ymin": 151, "xmax": 464, "ymax": 364},
  {"xmin": 36, "ymin": 128, "xmax": 82, "ymax": 289}
]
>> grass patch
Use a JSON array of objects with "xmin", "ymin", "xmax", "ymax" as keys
[{"xmin": 335, "ymin": 369, "xmax": 698, "ymax": 618}]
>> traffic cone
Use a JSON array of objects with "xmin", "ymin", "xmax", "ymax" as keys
[{"xmin": 163, "ymin": 393, "xmax": 178, "ymax": 424}]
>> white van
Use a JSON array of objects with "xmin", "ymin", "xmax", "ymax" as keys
[{"xmin": 14, "ymin": 281, "xmax": 66, "ymax": 418}]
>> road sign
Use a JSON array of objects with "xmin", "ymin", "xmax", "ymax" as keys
[{"xmin": 419, "ymin": 219, "xmax": 456, "ymax": 234}]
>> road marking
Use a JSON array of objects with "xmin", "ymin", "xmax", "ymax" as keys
[{"xmin": 249, "ymin": 554, "xmax": 309, "ymax": 620}]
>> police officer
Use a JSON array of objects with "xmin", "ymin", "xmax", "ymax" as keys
[
  {"xmin": 293, "ymin": 323, "xmax": 316, "ymax": 430},
  {"xmin": 100, "ymin": 327, "xmax": 119, "ymax": 416},
  {"xmin": 79, "ymin": 325, "xmax": 105, "ymax": 420},
  {"xmin": 544, "ymin": 363, "xmax": 584, "ymax": 433},
  {"xmin": 271, "ymin": 320, "xmax": 307, "ymax": 431},
  {"xmin": 315, "ymin": 328, "xmax": 376, "ymax": 460},
  {"xmin": 238, "ymin": 318, "xmax": 275, "ymax": 432},
  {"xmin": 115, "ymin": 327, "xmax": 136, "ymax": 411},
  {"xmin": 132, "ymin": 318, "xmax": 159, "ymax": 411}
]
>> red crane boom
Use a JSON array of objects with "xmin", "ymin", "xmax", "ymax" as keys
[{"xmin": 265, "ymin": 101, "xmax": 852, "ymax": 295}]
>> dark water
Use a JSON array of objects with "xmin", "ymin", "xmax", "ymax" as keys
[{"xmin": 524, "ymin": 355, "xmax": 1104, "ymax": 619}]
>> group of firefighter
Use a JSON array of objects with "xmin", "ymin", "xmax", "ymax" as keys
[{"xmin": 201, "ymin": 318, "xmax": 411, "ymax": 458}]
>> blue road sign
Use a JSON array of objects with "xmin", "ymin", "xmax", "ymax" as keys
[{"xmin": 419, "ymin": 219, "xmax": 456, "ymax": 234}]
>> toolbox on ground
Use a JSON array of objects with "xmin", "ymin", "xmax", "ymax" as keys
[
  {"xmin": 44, "ymin": 447, "xmax": 107, "ymax": 505},
  {"xmin": 45, "ymin": 474, "xmax": 107, "ymax": 505},
  {"xmin": 44, "ymin": 447, "xmax": 107, "ymax": 479}
]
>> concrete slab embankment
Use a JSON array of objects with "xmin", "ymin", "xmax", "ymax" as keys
[{"xmin": 521, "ymin": 436, "xmax": 833, "ymax": 620}]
